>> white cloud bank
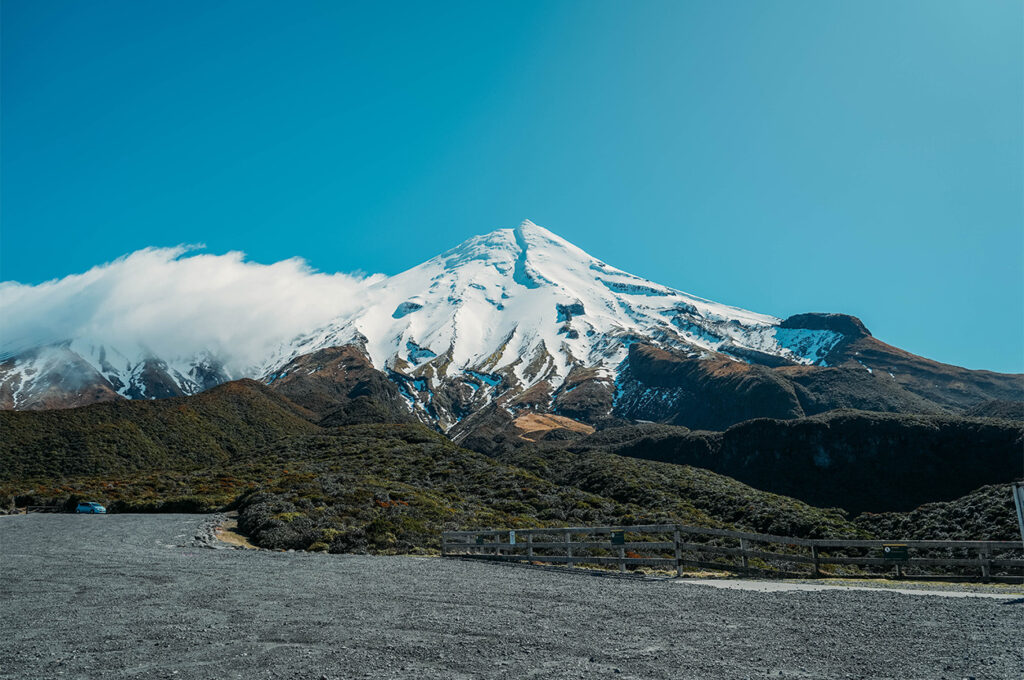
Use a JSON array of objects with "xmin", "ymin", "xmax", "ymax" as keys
[{"xmin": 0, "ymin": 247, "xmax": 381, "ymax": 372}]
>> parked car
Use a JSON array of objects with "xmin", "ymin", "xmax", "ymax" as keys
[{"xmin": 75, "ymin": 502, "xmax": 106, "ymax": 514}]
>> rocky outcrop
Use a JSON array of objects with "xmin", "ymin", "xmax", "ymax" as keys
[{"xmin": 779, "ymin": 313, "xmax": 872, "ymax": 338}]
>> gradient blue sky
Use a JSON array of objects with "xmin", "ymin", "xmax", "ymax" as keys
[{"xmin": 3, "ymin": 0, "xmax": 1022, "ymax": 372}]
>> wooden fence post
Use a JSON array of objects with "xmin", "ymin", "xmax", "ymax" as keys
[
  {"xmin": 739, "ymin": 538, "xmax": 749, "ymax": 570},
  {"xmin": 618, "ymin": 546, "xmax": 626, "ymax": 573},
  {"xmin": 674, "ymin": 527, "xmax": 683, "ymax": 577},
  {"xmin": 527, "ymin": 533, "xmax": 533, "ymax": 559},
  {"xmin": 565, "ymin": 531, "xmax": 574, "ymax": 568},
  {"xmin": 811, "ymin": 545, "xmax": 821, "ymax": 577},
  {"xmin": 981, "ymin": 547, "xmax": 992, "ymax": 581},
  {"xmin": 441, "ymin": 533, "xmax": 447, "ymax": 557}
]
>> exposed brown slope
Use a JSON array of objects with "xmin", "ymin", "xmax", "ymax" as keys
[{"xmin": 826, "ymin": 335, "xmax": 1024, "ymax": 410}]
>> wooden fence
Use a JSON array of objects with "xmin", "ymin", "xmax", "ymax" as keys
[{"xmin": 441, "ymin": 524, "xmax": 1024, "ymax": 583}]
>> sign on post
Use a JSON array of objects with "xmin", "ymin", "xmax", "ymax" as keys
[
  {"xmin": 509, "ymin": 530, "xmax": 516, "ymax": 546},
  {"xmin": 611, "ymin": 531, "xmax": 625, "ymax": 545},
  {"xmin": 475, "ymin": 535, "xmax": 485, "ymax": 545},
  {"xmin": 882, "ymin": 544, "xmax": 909, "ymax": 560},
  {"xmin": 1013, "ymin": 483, "xmax": 1024, "ymax": 545}
]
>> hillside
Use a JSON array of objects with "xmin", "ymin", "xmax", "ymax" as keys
[
  {"xmin": 0, "ymin": 383, "xmax": 867, "ymax": 552},
  {"xmin": 235, "ymin": 425, "xmax": 864, "ymax": 552},
  {"xmin": 509, "ymin": 410, "xmax": 1024, "ymax": 514},
  {"xmin": 0, "ymin": 422, "xmax": 865, "ymax": 553},
  {"xmin": 856, "ymin": 483, "xmax": 1023, "ymax": 542},
  {"xmin": 0, "ymin": 380, "xmax": 317, "ymax": 479},
  {"xmin": 496, "ymin": 446, "xmax": 857, "ymax": 539},
  {"xmin": 2, "ymin": 371, "xmax": 1019, "ymax": 554}
]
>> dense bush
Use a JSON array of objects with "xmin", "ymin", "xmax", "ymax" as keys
[{"xmin": 857, "ymin": 483, "xmax": 1022, "ymax": 541}]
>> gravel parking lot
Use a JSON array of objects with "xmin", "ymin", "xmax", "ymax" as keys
[{"xmin": 1, "ymin": 514, "xmax": 1021, "ymax": 679}]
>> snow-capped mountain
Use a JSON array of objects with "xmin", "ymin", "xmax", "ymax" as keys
[
  {"xmin": 3, "ymin": 220, "xmax": 1020, "ymax": 423},
  {"xmin": 259, "ymin": 220, "xmax": 844, "ymax": 429}
]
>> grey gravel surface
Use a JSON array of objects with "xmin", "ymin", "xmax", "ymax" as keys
[{"xmin": 1, "ymin": 514, "xmax": 1021, "ymax": 680}]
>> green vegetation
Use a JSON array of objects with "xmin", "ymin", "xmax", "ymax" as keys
[
  {"xmin": 857, "ymin": 483, "xmax": 1022, "ymax": 542},
  {"xmin": 0, "ymin": 380, "xmax": 316, "ymax": 479},
  {"xmin": 7, "ymin": 380, "xmax": 1006, "ymax": 557},
  {"xmin": 499, "ymin": 446, "xmax": 862, "ymax": 539}
]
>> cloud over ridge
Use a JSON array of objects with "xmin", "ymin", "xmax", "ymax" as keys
[{"xmin": 0, "ymin": 247, "xmax": 379, "ymax": 371}]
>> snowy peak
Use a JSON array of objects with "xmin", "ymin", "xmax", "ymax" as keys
[{"xmin": 259, "ymin": 220, "xmax": 852, "ymax": 430}]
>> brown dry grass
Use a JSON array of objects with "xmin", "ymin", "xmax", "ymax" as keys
[{"xmin": 513, "ymin": 413, "xmax": 595, "ymax": 440}]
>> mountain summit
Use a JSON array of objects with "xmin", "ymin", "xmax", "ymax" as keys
[
  {"xmin": 2, "ymin": 221, "xmax": 1021, "ymax": 427},
  {"xmin": 256, "ymin": 220, "xmax": 847, "ymax": 429}
]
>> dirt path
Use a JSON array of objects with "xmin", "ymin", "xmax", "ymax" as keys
[{"xmin": 213, "ymin": 512, "xmax": 259, "ymax": 550}]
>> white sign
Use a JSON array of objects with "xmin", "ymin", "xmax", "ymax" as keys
[{"xmin": 509, "ymin": 530, "xmax": 516, "ymax": 545}]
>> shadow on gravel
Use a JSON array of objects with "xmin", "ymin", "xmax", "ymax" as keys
[{"xmin": 999, "ymin": 598, "xmax": 1024, "ymax": 605}]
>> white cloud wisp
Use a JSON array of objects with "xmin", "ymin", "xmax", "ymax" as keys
[{"xmin": 0, "ymin": 247, "xmax": 381, "ymax": 374}]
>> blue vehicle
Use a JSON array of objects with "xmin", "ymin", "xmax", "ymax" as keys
[{"xmin": 75, "ymin": 502, "xmax": 106, "ymax": 514}]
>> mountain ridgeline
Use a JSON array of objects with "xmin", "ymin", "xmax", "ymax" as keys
[{"xmin": 3, "ymin": 221, "xmax": 1020, "ymax": 427}]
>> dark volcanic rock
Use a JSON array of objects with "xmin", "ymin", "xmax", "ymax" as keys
[
  {"xmin": 124, "ymin": 358, "xmax": 187, "ymax": 400},
  {"xmin": 552, "ymin": 366, "xmax": 615, "ymax": 422},
  {"xmin": 0, "ymin": 347, "xmax": 122, "ymax": 410},
  {"xmin": 780, "ymin": 313, "xmax": 872, "ymax": 338}
]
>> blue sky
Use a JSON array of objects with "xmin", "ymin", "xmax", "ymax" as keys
[{"xmin": 2, "ymin": 0, "xmax": 1021, "ymax": 372}]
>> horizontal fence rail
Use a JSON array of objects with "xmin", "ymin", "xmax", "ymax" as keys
[{"xmin": 441, "ymin": 525, "xmax": 1024, "ymax": 583}]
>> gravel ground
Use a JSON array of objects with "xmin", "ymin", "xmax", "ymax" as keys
[{"xmin": 1, "ymin": 514, "xmax": 1021, "ymax": 680}]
